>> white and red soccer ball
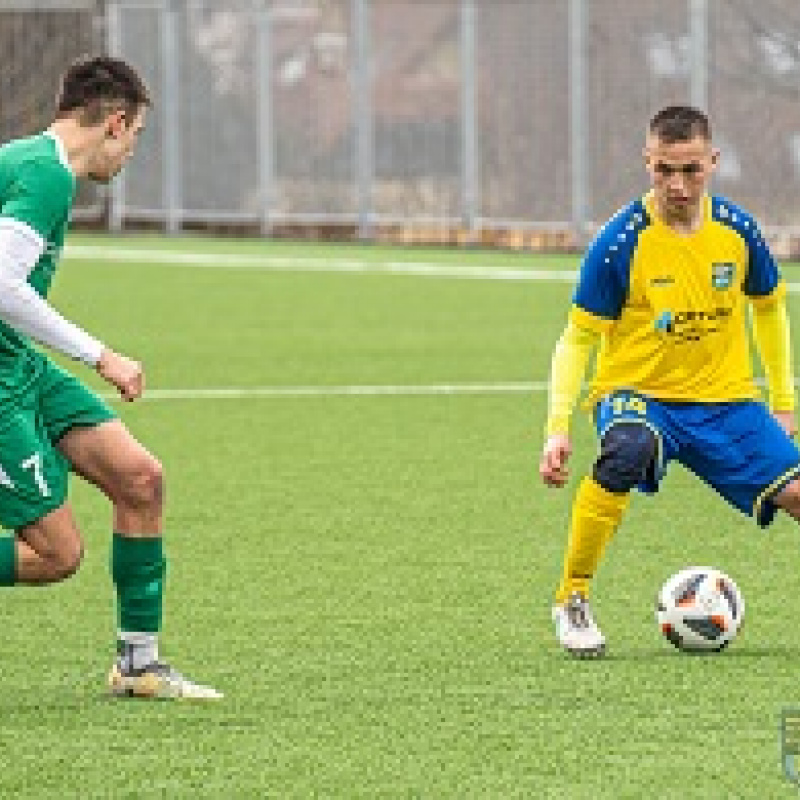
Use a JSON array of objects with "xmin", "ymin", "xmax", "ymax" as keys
[{"xmin": 656, "ymin": 567, "xmax": 744, "ymax": 652}]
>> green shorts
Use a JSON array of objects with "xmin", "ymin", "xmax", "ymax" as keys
[{"xmin": 0, "ymin": 357, "xmax": 116, "ymax": 530}]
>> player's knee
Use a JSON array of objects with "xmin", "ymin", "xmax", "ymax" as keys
[
  {"xmin": 119, "ymin": 456, "xmax": 164, "ymax": 512},
  {"xmin": 58, "ymin": 540, "xmax": 83, "ymax": 581},
  {"xmin": 593, "ymin": 422, "xmax": 657, "ymax": 493},
  {"xmin": 49, "ymin": 539, "xmax": 84, "ymax": 583}
]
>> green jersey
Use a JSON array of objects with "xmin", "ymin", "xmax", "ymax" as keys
[
  {"xmin": 0, "ymin": 133, "xmax": 114, "ymax": 528},
  {"xmin": 0, "ymin": 132, "xmax": 75, "ymax": 389}
]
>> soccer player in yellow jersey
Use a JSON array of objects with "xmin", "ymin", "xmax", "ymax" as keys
[{"xmin": 540, "ymin": 105, "xmax": 800, "ymax": 657}]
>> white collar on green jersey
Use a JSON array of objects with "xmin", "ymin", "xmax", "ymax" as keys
[{"xmin": 43, "ymin": 130, "xmax": 73, "ymax": 174}]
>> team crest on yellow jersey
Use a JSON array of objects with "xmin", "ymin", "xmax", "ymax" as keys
[{"xmin": 711, "ymin": 262, "xmax": 735, "ymax": 290}]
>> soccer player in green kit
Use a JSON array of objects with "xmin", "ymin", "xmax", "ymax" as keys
[{"xmin": 0, "ymin": 55, "xmax": 221, "ymax": 699}]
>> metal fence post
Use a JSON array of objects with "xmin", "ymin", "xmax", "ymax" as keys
[
  {"xmin": 689, "ymin": 0, "xmax": 708, "ymax": 112},
  {"xmin": 569, "ymin": 0, "xmax": 589, "ymax": 239},
  {"xmin": 106, "ymin": 0, "xmax": 124, "ymax": 231},
  {"xmin": 353, "ymin": 0, "xmax": 373, "ymax": 239},
  {"xmin": 460, "ymin": 0, "xmax": 478, "ymax": 234},
  {"xmin": 162, "ymin": 0, "xmax": 181, "ymax": 234},
  {"xmin": 255, "ymin": 0, "xmax": 274, "ymax": 235}
]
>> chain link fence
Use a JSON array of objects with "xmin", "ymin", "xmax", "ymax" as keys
[{"xmin": 4, "ymin": 1, "xmax": 800, "ymax": 250}]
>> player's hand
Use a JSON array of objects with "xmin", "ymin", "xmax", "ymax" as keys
[
  {"xmin": 539, "ymin": 433, "xmax": 572, "ymax": 487},
  {"xmin": 96, "ymin": 348, "xmax": 144, "ymax": 402},
  {"xmin": 773, "ymin": 410, "xmax": 798, "ymax": 437}
]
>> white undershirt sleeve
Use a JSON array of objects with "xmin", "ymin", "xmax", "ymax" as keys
[{"xmin": 0, "ymin": 219, "xmax": 104, "ymax": 366}]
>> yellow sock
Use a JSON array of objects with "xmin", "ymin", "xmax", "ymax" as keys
[{"xmin": 554, "ymin": 477, "xmax": 631, "ymax": 604}]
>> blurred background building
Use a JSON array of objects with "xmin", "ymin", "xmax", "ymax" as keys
[{"xmin": 4, "ymin": 0, "xmax": 800, "ymax": 253}]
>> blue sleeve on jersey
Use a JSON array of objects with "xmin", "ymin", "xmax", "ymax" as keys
[
  {"xmin": 712, "ymin": 198, "xmax": 780, "ymax": 298},
  {"xmin": 572, "ymin": 202, "xmax": 647, "ymax": 320},
  {"xmin": 573, "ymin": 237, "xmax": 628, "ymax": 320},
  {"xmin": 743, "ymin": 226, "xmax": 780, "ymax": 298}
]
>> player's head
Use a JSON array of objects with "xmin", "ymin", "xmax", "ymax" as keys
[
  {"xmin": 54, "ymin": 55, "xmax": 150, "ymax": 183},
  {"xmin": 644, "ymin": 105, "xmax": 718, "ymax": 224}
]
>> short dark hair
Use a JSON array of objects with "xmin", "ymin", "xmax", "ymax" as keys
[
  {"xmin": 55, "ymin": 54, "xmax": 150, "ymax": 125},
  {"xmin": 648, "ymin": 105, "xmax": 711, "ymax": 143}
]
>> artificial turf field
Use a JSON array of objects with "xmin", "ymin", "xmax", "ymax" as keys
[{"xmin": 4, "ymin": 232, "xmax": 800, "ymax": 797}]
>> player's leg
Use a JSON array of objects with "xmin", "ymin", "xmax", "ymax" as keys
[
  {"xmin": 0, "ymin": 392, "xmax": 77, "ymax": 586},
  {"xmin": 768, "ymin": 479, "xmax": 800, "ymax": 521},
  {"xmin": 552, "ymin": 423, "xmax": 648, "ymax": 656},
  {"xmin": 56, "ymin": 419, "xmax": 220, "ymax": 699},
  {"xmin": 37, "ymin": 361, "xmax": 220, "ymax": 699},
  {"xmin": 58, "ymin": 419, "xmax": 163, "ymax": 639},
  {"xmin": 555, "ymin": 423, "xmax": 654, "ymax": 602},
  {"xmin": 15, "ymin": 503, "xmax": 83, "ymax": 584},
  {"xmin": 553, "ymin": 391, "xmax": 664, "ymax": 657}
]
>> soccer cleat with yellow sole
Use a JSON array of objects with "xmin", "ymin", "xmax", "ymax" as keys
[{"xmin": 108, "ymin": 661, "xmax": 223, "ymax": 700}]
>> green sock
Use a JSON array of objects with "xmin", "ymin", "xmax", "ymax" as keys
[
  {"xmin": 0, "ymin": 536, "xmax": 15, "ymax": 586},
  {"xmin": 111, "ymin": 534, "xmax": 165, "ymax": 634}
]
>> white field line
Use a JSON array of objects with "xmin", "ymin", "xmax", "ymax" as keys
[
  {"xmin": 103, "ymin": 377, "xmax": 791, "ymax": 402},
  {"xmin": 100, "ymin": 382, "xmax": 549, "ymax": 401},
  {"xmin": 63, "ymin": 244, "xmax": 577, "ymax": 282},
  {"xmin": 68, "ymin": 248, "xmax": 556, "ymax": 401}
]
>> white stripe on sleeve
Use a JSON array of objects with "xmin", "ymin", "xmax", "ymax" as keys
[{"xmin": 0, "ymin": 219, "xmax": 104, "ymax": 365}]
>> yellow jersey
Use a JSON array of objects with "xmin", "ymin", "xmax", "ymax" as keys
[{"xmin": 572, "ymin": 192, "xmax": 784, "ymax": 407}]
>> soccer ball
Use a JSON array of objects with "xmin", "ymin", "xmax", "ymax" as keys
[{"xmin": 655, "ymin": 567, "xmax": 744, "ymax": 652}]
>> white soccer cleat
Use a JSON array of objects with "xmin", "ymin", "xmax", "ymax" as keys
[
  {"xmin": 108, "ymin": 661, "xmax": 223, "ymax": 700},
  {"xmin": 552, "ymin": 591, "xmax": 606, "ymax": 658}
]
